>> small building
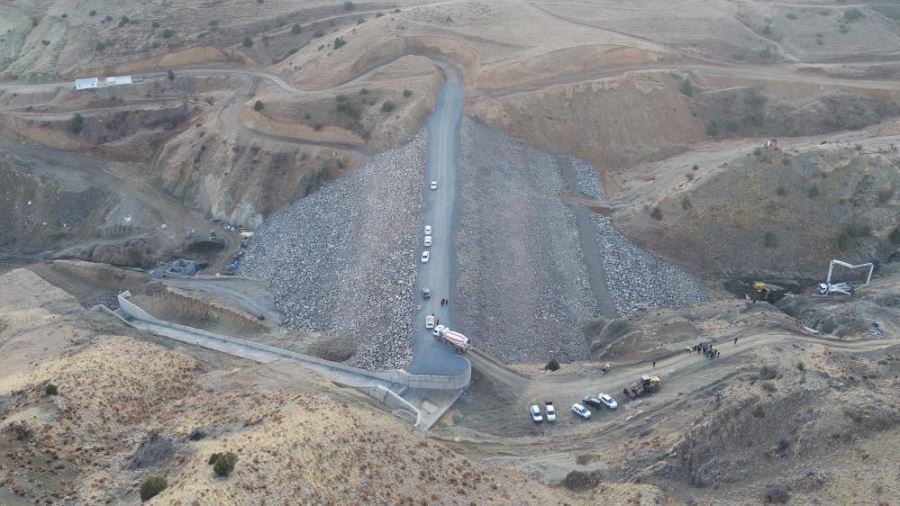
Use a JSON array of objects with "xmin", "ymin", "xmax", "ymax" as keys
[
  {"xmin": 74, "ymin": 77, "xmax": 99, "ymax": 90},
  {"xmin": 105, "ymin": 75, "xmax": 133, "ymax": 86}
]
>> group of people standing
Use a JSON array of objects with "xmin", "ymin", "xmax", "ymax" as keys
[{"xmin": 691, "ymin": 342, "xmax": 720, "ymax": 359}]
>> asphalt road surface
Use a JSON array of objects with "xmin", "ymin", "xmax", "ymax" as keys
[{"xmin": 408, "ymin": 70, "xmax": 469, "ymax": 376}]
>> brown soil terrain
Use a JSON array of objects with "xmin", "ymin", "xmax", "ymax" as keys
[{"xmin": 1, "ymin": 0, "xmax": 900, "ymax": 504}]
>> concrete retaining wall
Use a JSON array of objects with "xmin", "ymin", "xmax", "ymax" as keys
[{"xmin": 116, "ymin": 291, "xmax": 470, "ymax": 390}]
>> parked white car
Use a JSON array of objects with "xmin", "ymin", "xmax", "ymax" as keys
[
  {"xmin": 421, "ymin": 251, "xmax": 430, "ymax": 263},
  {"xmin": 424, "ymin": 225, "xmax": 432, "ymax": 235},
  {"xmin": 544, "ymin": 402, "xmax": 557, "ymax": 422},
  {"xmin": 430, "ymin": 181, "xmax": 438, "ymax": 190},
  {"xmin": 424, "ymin": 235, "xmax": 432, "ymax": 247},
  {"xmin": 571, "ymin": 403, "xmax": 592, "ymax": 419},
  {"xmin": 425, "ymin": 315, "xmax": 435, "ymax": 329},
  {"xmin": 598, "ymin": 393, "xmax": 618, "ymax": 409},
  {"xmin": 530, "ymin": 404, "xmax": 543, "ymax": 423}
]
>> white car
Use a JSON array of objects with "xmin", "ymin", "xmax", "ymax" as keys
[
  {"xmin": 598, "ymin": 393, "xmax": 618, "ymax": 410},
  {"xmin": 433, "ymin": 324, "xmax": 446, "ymax": 337},
  {"xmin": 424, "ymin": 225, "xmax": 432, "ymax": 235},
  {"xmin": 424, "ymin": 235, "xmax": 432, "ymax": 247},
  {"xmin": 430, "ymin": 181, "xmax": 438, "ymax": 190},
  {"xmin": 421, "ymin": 251, "xmax": 430, "ymax": 263},
  {"xmin": 544, "ymin": 402, "xmax": 557, "ymax": 422},
  {"xmin": 571, "ymin": 403, "xmax": 592, "ymax": 419},
  {"xmin": 425, "ymin": 315, "xmax": 435, "ymax": 329},
  {"xmin": 529, "ymin": 405, "xmax": 543, "ymax": 423}
]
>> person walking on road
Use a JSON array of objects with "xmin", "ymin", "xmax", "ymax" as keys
[
  {"xmin": 652, "ymin": 360, "xmax": 656, "ymax": 368},
  {"xmin": 734, "ymin": 337, "xmax": 738, "ymax": 345}
]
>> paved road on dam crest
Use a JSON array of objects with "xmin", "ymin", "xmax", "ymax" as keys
[{"xmin": 409, "ymin": 69, "xmax": 469, "ymax": 377}]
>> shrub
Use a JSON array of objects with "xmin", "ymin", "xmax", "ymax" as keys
[
  {"xmin": 764, "ymin": 484, "xmax": 791, "ymax": 504},
  {"xmin": 681, "ymin": 197, "xmax": 692, "ymax": 210},
  {"xmin": 95, "ymin": 42, "xmax": 106, "ymax": 51},
  {"xmin": 167, "ymin": 69, "xmax": 175, "ymax": 81},
  {"xmin": 118, "ymin": 16, "xmax": 130, "ymax": 28},
  {"xmin": 889, "ymin": 226, "xmax": 900, "ymax": 245},
  {"xmin": 105, "ymin": 15, "xmax": 113, "ymax": 22},
  {"xmin": 45, "ymin": 384, "xmax": 58, "ymax": 396},
  {"xmin": 680, "ymin": 80, "xmax": 693, "ymax": 97},
  {"xmin": 139, "ymin": 476, "xmax": 167, "ymax": 501},
  {"xmin": 89, "ymin": 9, "xmax": 96, "ymax": 16},
  {"xmin": 753, "ymin": 146, "xmax": 762, "ymax": 156},
  {"xmin": 807, "ymin": 185, "xmax": 820, "ymax": 198},
  {"xmin": 211, "ymin": 452, "xmax": 237, "ymax": 477},
  {"xmin": 544, "ymin": 358, "xmax": 560, "ymax": 371},
  {"xmin": 71, "ymin": 113, "xmax": 85, "ymax": 134},
  {"xmin": 333, "ymin": 37, "xmax": 346, "ymax": 49},
  {"xmin": 381, "ymin": 100, "xmax": 395, "ymax": 113},
  {"xmin": 243, "ymin": 37, "xmax": 253, "ymax": 47},
  {"xmin": 692, "ymin": 164, "xmax": 698, "ymax": 171},
  {"xmin": 764, "ymin": 231, "xmax": 777, "ymax": 248},
  {"xmin": 292, "ymin": 23, "xmax": 302, "ymax": 34},
  {"xmin": 254, "ymin": 100, "xmax": 264, "ymax": 111},
  {"xmin": 776, "ymin": 186, "xmax": 786, "ymax": 196},
  {"xmin": 262, "ymin": 35, "xmax": 269, "ymax": 46},
  {"xmin": 763, "ymin": 25, "xmax": 772, "ymax": 36},
  {"xmin": 344, "ymin": 1, "xmax": 355, "ymax": 10},
  {"xmin": 313, "ymin": 30, "xmax": 324, "ymax": 38},
  {"xmin": 845, "ymin": 223, "xmax": 871, "ymax": 238},
  {"xmin": 724, "ymin": 120, "xmax": 739, "ymax": 133},
  {"xmin": 650, "ymin": 207, "xmax": 663, "ymax": 220},
  {"xmin": 209, "ymin": 20, "xmax": 219, "ymax": 27},
  {"xmin": 752, "ymin": 405, "xmax": 765, "ymax": 418},
  {"xmin": 163, "ymin": 29, "xmax": 173, "ymax": 38},
  {"xmin": 759, "ymin": 47, "xmax": 772, "ymax": 59},
  {"xmin": 843, "ymin": 8, "xmax": 864, "ymax": 22},
  {"xmin": 336, "ymin": 101, "xmax": 361, "ymax": 120},
  {"xmin": 836, "ymin": 231, "xmax": 851, "ymax": 251},
  {"xmin": 151, "ymin": 20, "xmax": 160, "ymax": 28},
  {"xmin": 336, "ymin": 94, "xmax": 348, "ymax": 102},
  {"xmin": 796, "ymin": 361, "xmax": 805, "ymax": 372},
  {"xmin": 786, "ymin": 13, "xmax": 797, "ymax": 20},
  {"xmin": 403, "ymin": 89, "xmax": 413, "ymax": 97},
  {"xmin": 759, "ymin": 366, "xmax": 777, "ymax": 380},
  {"xmin": 705, "ymin": 119, "xmax": 718, "ymax": 137}
]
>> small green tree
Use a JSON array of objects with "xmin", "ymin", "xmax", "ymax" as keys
[
  {"xmin": 807, "ymin": 185, "xmax": 820, "ymax": 198},
  {"xmin": 254, "ymin": 100, "xmax": 264, "ymax": 111},
  {"xmin": 381, "ymin": 100, "xmax": 395, "ymax": 113},
  {"xmin": 889, "ymin": 226, "xmax": 900, "ymax": 245},
  {"xmin": 139, "ymin": 476, "xmax": 167, "ymax": 501},
  {"xmin": 151, "ymin": 20, "xmax": 160, "ymax": 28},
  {"xmin": 764, "ymin": 231, "xmax": 777, "ymax": 248},
  {"xmin": 292, "ymin": 23, "xmax": 302, "ymax": 34},
  {"xmin": 45, "ymin": 384, "xmax": 58, "ymax": 396},
  {"xmin": 545, "ymin": 358, "xmax": 560, "ymax": 371},
  {"xmin": 403, "ymin": 89, "xmax": 413, "ymax": 98},
  {"xmin": 71, "ymin": 113, "xmax": 85, "ymax": 134},
  {"xmin": 333, "ymin": 37, "xmax": 346, "ymax": 49},
  {"xmin": 243, "ymin": 37, "xmax": 253, "ymax": 48},
  {"xmin": 681, "ymin": 196, "xmax": 692, "ymax": 210},
  {"xmin": 344, "ymin": 1, "xmax": 355, "ymax": 10},
  {"xmin": 211, "ymin": 452, "xmax": 238, "ymax": 477},
  {"xmin": 706, "ymin": 119, "xmax": 718, "ymax": 137},
  {"xmin": 163, "ymin": 28, "xmax": 173, "ymax": 38},
  {"xmin": 680, "ymin": 80, "xmax": 693, "ymax": 97},
  {"xmin": 167, "ymin": 69, "xmax": 175, "ymax": 81}
]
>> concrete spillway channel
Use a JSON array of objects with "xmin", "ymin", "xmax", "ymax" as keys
[{"xmin": 108, "ymin": 291, "xmax": 469, "ymax": 430}]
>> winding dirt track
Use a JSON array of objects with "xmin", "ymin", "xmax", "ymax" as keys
[{"xmin": 439, "ymin": 326, "xmax": 897, "ymax": 457}]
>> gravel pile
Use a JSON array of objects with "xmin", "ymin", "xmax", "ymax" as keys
[
  {"xmin": 81, "ymin": 291, "xmax": 121, "ymax": 310},
  {"xmin": 571, "ymin": 156, "xmax": 605, "ymax": 200},
  {"xmin": 455, "ymin": 119, "xmax": 596, "ymax": 363},
  {"xmin": 240, "ymin": 133, "xmax": 425, "ymax": 370},
  {"xmin": 571, "ymin": 158, "xmax": 708, "ymax": 314}
]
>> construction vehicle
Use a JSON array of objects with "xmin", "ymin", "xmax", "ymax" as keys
[
  {"xmin": 752, "ymin": 281, "xmax": 770, "ymax": 303},
  {"xmin": 434, "ymin": 326, "xmax": 470, "ymax": 352},
  {"xmin": 622, "ymin": 375, "xmax": 662, "ymax": 400},
  {"xmin": 817, "ymin": 259, "xmax": 873, "ymax": 296}
]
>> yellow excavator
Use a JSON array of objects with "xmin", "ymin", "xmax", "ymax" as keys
[{"xmin": 752, "ymin": 281, "xmax": 770, "ymax": 303}]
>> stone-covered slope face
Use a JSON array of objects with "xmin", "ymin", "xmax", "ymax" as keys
[{"xmin": 615, "ymin": 145, "xmax": 900, "ymax": 278}]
